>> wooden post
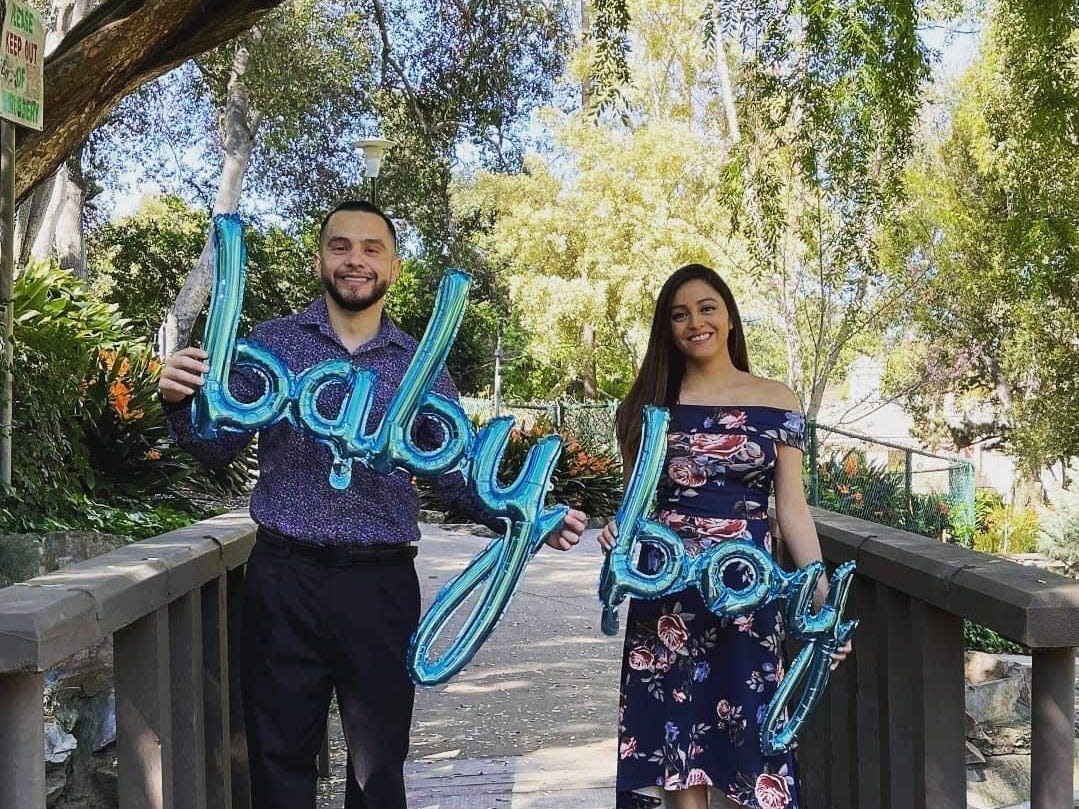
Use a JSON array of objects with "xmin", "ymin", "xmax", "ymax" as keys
[
  {"xmin": 1030, "ymin": 648, "xmax": 1075, "ymax": 809},
  {"xmin": 0, "ymin": 671, "xmax": 45, "ymax": 809}
]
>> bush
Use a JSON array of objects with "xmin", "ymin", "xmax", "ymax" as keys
[
  {"xmin": 963, "ymin": 620, "xmax": 1026, "ymax": 654},
  {"xmin": 811, "ymin": 451, "xmax": 953, "ymax": 539},
  {"xmin": 973, "ymin": 503, "xmax": 1040, "ymax": 555},
  {"xmin": 418, "ymin": 418, "xmax": 624, "ymax": 522},
  {"xmin": 1038, "ymin": 490, "xmax": 1079, "ymax": 573},
  {"xmin": 2, "ymin": 262, "xmax": 234, "ymax": 539}
]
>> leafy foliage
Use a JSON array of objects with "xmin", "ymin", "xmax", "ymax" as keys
[
  {"xmin": 418, "ymin": 418, "xmax": 624, "ymax": 521},
  {"xmin": 882, "ymin": 0, "xmax": 1079, "ymax": 474},
  {"xmin": 3, "ymin": 261, "xmax": 226, "ymax": 539},
  {"xmin": 88, "ymin": 195, "xmax": 319, "ymax": 339},
  {"xmin": 811, "ymin": 451, "xmax": 954, "ymax": 540}
]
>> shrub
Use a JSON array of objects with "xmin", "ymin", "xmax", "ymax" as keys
[
  {"xmin": 963, "ymin": 620, "xmax": 1026, "ymax": 654},
  {"xmin": 2, "ymin": 262, "xmax": 237, "ymax": 539},
  {"xmin": 973, "ymin": 503, "xmax": 1040, "ymax": 555},
  {"xmin": 418, "ymin": 418, "xmax": 624, "ymax": 522},
  {"xmin": 1038, "ymin": 490, "xmax": 1079, "ymax": 573}
]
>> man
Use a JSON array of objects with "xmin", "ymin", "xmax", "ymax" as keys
[{"xmin": 159, "ymin": 199, "xmax": 586, "ymax": 809}]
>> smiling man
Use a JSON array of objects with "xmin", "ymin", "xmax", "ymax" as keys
[{"xmin": 157, "ymin": 199, "xmax": 587, "ymax": 809}]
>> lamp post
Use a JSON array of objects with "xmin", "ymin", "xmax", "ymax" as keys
[{"xmin": 354, "ymin": 137, "xmax": 393, "ymax": 204}]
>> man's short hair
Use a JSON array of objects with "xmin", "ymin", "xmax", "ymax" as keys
[{"xmin": 318, "ymin": 199, "xmax": 397, "ymax": 250}]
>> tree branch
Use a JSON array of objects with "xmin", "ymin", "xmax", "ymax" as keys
[{"xmin": 15, "ymin": 0, "xmax": 287, "ymax": 205}]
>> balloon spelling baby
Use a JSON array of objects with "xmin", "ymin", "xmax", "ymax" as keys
[
  {"xmin": 598, "ymin": 405, "xmax": 858, "ymax": 755},
  {"xmin": 194, "ymin": 214, "xmax": 567, "ymax": 685}
]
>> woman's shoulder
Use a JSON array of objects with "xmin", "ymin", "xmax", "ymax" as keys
[{"xmin": 739, "ymin": 376, "xmax": 802, "ymax": 413}]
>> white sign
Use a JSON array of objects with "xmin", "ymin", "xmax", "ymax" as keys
[{"xmin": 0, "ymin": 0, "xmax": 44, "ymax": 129}]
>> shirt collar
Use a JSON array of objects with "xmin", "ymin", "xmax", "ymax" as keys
[{"xmin": 298, "ymin": 297, "xmax": 415, "ymax": 352}]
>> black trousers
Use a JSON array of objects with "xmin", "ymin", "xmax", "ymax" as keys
[{"xmin": 241, "ymin": 531, "xmax": 421, "ymax": 809}]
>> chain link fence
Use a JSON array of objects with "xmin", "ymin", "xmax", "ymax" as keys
[
  {"xmin": 806, "ymin": 422, "xmax": 975, "ymax": 541},
  {"xmin": 459, "ymin": 399, "xmax": 975, "ymax": 539}
]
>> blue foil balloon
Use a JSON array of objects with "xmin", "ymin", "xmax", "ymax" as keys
[
  {"xmin": 598, "ymin": 403, "xmax": 859, "ymax": 754},
  {"xmin": 194, "ymin": 214, "xmax": 577, "ymax": 686},
  {"xmin": 192, "ymin": 215, "xmax": 291, "ymax": 439},
  {"xmin": 759, "ymin": 561, "xmax": 858, "ymax": 756},
  {"xmin": 597, "ymin": 405, "xmax": 686, "ymax": 636},
  {"xmin": 409, "ymin": 417, "xmax": 568, "ymax": 685}
]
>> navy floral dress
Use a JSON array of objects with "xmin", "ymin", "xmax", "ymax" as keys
[{"xmin": 616, "ymin": 405, "xmax": 806, "ymax": 809}]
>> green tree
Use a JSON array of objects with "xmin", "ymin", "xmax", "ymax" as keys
[
  {"xmin": 882, "ymin": 0, "xmax": 1079, "ymax": 480},
  {"xmin": 87, "ymin": 195, "xmax": 318, "ymax": 340}
]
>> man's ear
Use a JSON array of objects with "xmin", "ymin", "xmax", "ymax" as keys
[
  {"xmin": 313, "ymin": 253, "xmax": 322, "ymax": 278},
  {"xmin": 389, "ymin": 255, "xmax": 402, "ymax": 284}
]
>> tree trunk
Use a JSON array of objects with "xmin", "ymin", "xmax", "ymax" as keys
[
  {"xmin": 163, "ymin": 33, "xmax": 261, "ymax": 353},
  {"xmin": 54, "ymin": 150, "xmax": 86, "ymax": 276},
  {"xmin": 581, "ymin": 321, "xmax": 598, "ymax": 399},
  {"xmin": 13, "ymin": 0, "xmax": 286, "ymax": 206},
  {"xmin": 580, "ymin": 0, "xmax": 592, "ymax": 108},
  {"xmin": 711, "ymin": 4, "xmax": 740, "ymax": 143}
]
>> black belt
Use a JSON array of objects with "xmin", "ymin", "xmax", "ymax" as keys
[{"xmin": 256, "ymin": 526, "xmax": 417, "ymax": 566}]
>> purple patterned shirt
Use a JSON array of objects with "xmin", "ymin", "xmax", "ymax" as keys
[{"xmin": 163, "ymin": 297, "xmax": 495, "ymax": 545}]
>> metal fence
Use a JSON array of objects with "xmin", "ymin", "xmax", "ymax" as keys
[{"xmin": 460, "ymin": 399, "xmax": 976, "ymax": 539}]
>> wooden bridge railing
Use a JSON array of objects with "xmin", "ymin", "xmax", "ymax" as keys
[
  {"xmin": 0, "ymin": 508, "xmax": 1076, "ymax": 808},
  {"xmin": 0, "ymin": 511, "xmax": 255, "ymax": 809},
  {"xmin": 794, "ymin": 507, "xmax": 1079, "ymax": 809}
]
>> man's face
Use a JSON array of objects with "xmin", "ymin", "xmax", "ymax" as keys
[{"xmin": 316, "ymin": 210, "xmax": 400, "ymax": 312}]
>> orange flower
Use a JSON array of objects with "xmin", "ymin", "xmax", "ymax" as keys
[
  {"xmin": 843, "ymin": 455, "xmax": 860, "ymax": 478},
  {"xmin": 144, "ymin": 449, "xmax": 162, "ymax": 461}
]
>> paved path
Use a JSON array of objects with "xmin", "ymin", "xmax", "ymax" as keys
[{"xmin": 316, "ymin": 524, "xmax": 625, "ymax": 808}]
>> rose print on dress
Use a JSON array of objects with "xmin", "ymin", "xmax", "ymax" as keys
[{"xmin": 617, "ymin": 406, "xmax": 807, "ymax": 809}]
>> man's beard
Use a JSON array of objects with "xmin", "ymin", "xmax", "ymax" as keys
[{"xmin": 322, "ymin": 274, "xmax": 389, "ymax": 312}]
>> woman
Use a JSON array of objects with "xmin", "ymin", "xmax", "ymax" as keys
[{"xmin": 600, "ymin": 264, "xmax": 851, "ymax": 809}]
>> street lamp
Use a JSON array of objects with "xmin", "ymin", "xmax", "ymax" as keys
[{"xmin": 354, "ymin": 136, "xmax": 393, "ymax": 204}]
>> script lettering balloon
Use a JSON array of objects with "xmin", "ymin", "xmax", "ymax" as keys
[
  {"xmin": 195, "ymin": 213, "xmax": 568, "ymax": 685},
  {"xmin": 598, "ymin": 403, "xmax": 859, "ymax": 754}
]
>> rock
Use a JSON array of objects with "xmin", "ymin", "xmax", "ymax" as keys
[
  {"xmin": 93, "ymin": 762, "xmax": 119, "ymax": 805},
  {"xmin": 469, "ymin": 525, "xmax": 498, "ymax": 538},
  {"xmin": 965, "ymin": 712, "xmax": 990, "ymax": 742},
  {"xmin": 965, "ymin": 651, "xmax": 1005, "ymax": 684},
  {"xmin": 965, "ymin": 677, "xmax": 1021, "ymax": 724},
  {"xmin": 586, "ymin": 515, "xmax": 609, "ymax": 529},
  {"xmin": 996, "ymin": 654, "xmax": 1033, "ymax": 707},
  {"xmin": 45, "ymin": 761, "xmax": 68, "ymax": 804},
  {"xmin": 0, "ymin": 534, "xmax": 44, "ymax": 587},
  {"xmin": 966, "ymin": 740, "xmax": 986, "ymax": 766},
  {"xmin": 44, "ymin": 722, "xmax": 77, "ymax": 764},
  {"xmin": 419, "ymin": 509, "xmax": 446, "ymax": 524}
]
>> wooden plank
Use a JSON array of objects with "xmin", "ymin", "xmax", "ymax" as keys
[
  {"xmin": 851, "ymin": 576, "xmax": 883, "ymax": 809},
  {"xmin": 0, "ymin": 671, "xmax": 44, "ymax": 809},
  {"xmin": 1030, "ymin": 648, "xmax": 1076, "ymax": 809},
  {"xmin": 828, "ymin": 650, "xmax": 857, "ymax": 809},
  {"xmin": 170, "ymin": 591, "xmax": 207, "ymax": 809},
  {"xmin": 795, "ymin": 634, "xmax": 831, "ymax": 809},
  {"xmin": 201, "ymin": 575, "xmax": 232, "ymax": 809},
  {"xmin": 881, "ymin": 583, "xmax": 914, "ymax": 809},
  {"xmin": 115, "ymin": 606, "xmax": 173, "ymax": 809},
  {"xmin": 226, "ymin": 566, "xmax": 251, "ymax": 809},
  {"xmin": 910, "ymin": 600, "xmax": 965, "ymax": 809},
  {"xmin": 0, "ymin": 512, "xmax": 256, "ymax": 672}
]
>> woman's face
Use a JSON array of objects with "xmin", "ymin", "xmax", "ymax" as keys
[{"xmin": 669, "ymin": 278, "xmax": 731, "ymax": 362}]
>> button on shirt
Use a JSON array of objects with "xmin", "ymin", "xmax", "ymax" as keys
[{"xmin": 164, "ymin": 297, "xmax": 496, "ymax": 545}]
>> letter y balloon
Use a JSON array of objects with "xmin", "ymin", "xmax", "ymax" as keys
[{"xmin": 194, "ymin": 214, "xmax": 567, "ymax": 686}]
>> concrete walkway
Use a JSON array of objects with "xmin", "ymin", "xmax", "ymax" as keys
[{"xmin": 316, "ymin": 523, "xmax": 624, "ymax": 809}]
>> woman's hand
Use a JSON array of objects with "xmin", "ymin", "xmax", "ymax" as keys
[
  {"xmin": 830, "ymin": 640, "xmax": 853, "ymax": 671},
  {"xmin": 598, "ymin": 520, "xmax": 618, "ymax": 552},
  {"xmin": 158, "ymin": 347, "xmax": 209, "ymax": 403}
]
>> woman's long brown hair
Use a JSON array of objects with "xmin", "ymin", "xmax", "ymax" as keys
[{"xmin": 615, "ymin": 264, "xmax": 750, "ymax": 467}]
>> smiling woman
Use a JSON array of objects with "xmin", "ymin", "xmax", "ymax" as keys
[{"xmin": 602, "ymin": 264, "xmax": 851, "ymax": 809}]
